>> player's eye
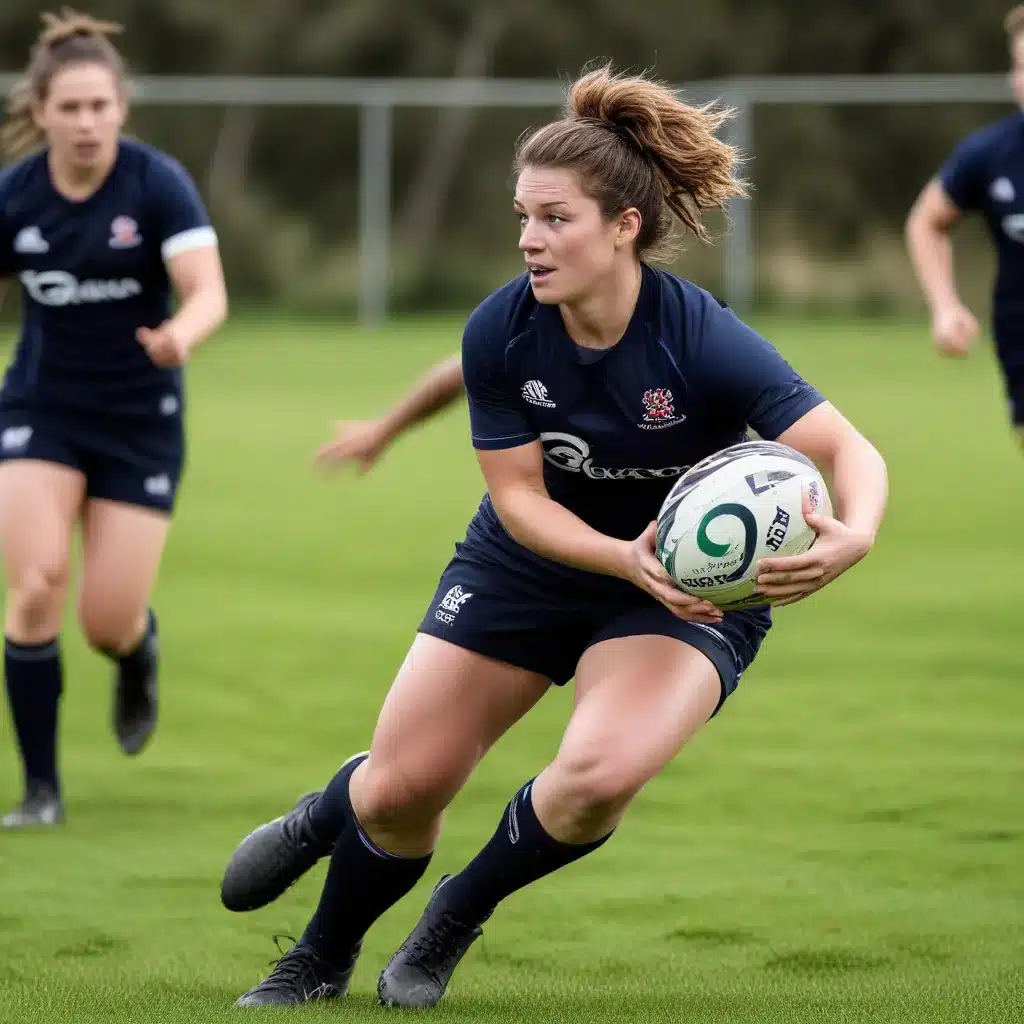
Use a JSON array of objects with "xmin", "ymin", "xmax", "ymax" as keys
[{"xmin": 546, "ymin": 214, "xmax": 564, "ymax": 225}]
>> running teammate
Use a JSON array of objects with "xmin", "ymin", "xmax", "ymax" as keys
[
  {"xmin": 906, "ymin": 5, "xmax": 1024, "ymax": 441},
  {"xmin": 222, "ymin": 63, "xmax": 887, "ymax": 1008},
  {"xmin": 0, "ymin": 10, "xmax": 227, "ymax": 826}
]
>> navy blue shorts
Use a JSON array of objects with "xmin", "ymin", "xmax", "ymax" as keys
[
  {"xmin": 417, "ymin": 546, "xmax": 769, "ymax": 714},
  {"xmin": 0, "ymin": 400, "xmax": 185, "ymax": 514}
]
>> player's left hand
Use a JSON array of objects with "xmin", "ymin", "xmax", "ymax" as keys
[
  {"xmin": 754, "ymin": 488, "xmax": 873, "ymax": 607},
  {"xmin": 137, "ymin": 323, "xmax": 190, "ymax": 368}
]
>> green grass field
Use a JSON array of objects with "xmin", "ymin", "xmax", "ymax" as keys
[{"xmin": 0, "ymin": 313, "xmax": 1021, "ymax": 1023}]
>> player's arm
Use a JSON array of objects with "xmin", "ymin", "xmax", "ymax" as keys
[
  {"xmin": 137, "ymin": 154, "xmax": 227, "ymax": 367},
  {"xmin": 695, "ymin": 298, "xmax": 887, "ymax": 605},
  {"xmin": 905, "ymin": 142, "xmax": 983, "ymax": 357},
  {"xmin": 317, "ymin": 352, "xmax": 464, "ymax": 472}
]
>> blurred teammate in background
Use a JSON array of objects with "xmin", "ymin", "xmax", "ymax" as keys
[
  {"xmin": 0, "ymin": 10, "xmax": 227, "ymax": 827},
  {"xmin": 906, "ymin": 5, "xmax": 1024, "ymax": 444},
  {"xmin": 223, "ymin": 63, "xmax": 887, "ymax": 1009}
]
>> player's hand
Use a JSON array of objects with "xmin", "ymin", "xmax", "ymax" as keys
[
  {"xmin": 755, "ymin": 489, "xmax": 873, "ymax": 607},
  {"xmin": 623, "ymin": 522, "xmax": 724, "ymax": 624},
  {"xmin": 931, "ymin": 301, "xmax": 979, "ymax": 358},
  {"xmin": 315, "ymin": 419, "xmax": 392, "ymax": 474},
  {"xmin": 137, "ymin": 323, "xmax": 190, "ymax": 368}
]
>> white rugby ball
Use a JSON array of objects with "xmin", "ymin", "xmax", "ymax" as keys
[{"xmin": 655, "ymin": 440, "xmax": 832, "ymax": 610}]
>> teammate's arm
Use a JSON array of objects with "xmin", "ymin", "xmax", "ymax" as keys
[
  {"xmin": 905, "ymin": 179, "xmax": 980, "ymax": 357},
  {"xmin": 137, "ymin": 246, "xmax": 228, "ymax": 368},
  {"xmin": 317, "ymin": 353, "xmax": 464, "ymax": 472}
]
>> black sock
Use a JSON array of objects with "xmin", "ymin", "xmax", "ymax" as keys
[
  {"xmin": 440, "ymin": 779, "xmax": 613, "ymax": 924},
  {"xmin": 109, "ymin": 608, "xmax": 158, "ymax": 680},
  {"xmin": 305, "ymin": 751, "xmax": 368, "ymax": 845},
  {"xmin": 300, "ymin": 765, "xmax": 431, "ymax": 964},
  {"xmin": 4, "ymin": 637, "xmax": 63, "ymax": 796}
]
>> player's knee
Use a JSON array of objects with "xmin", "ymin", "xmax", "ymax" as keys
[
  {"xmin": 357, "ymin": 757, "xmax": 459, "ymax": 829},
  {"xmin": 77, "ymin": 599, "xmax": 142, "ymax": 655},
  {"xmin": 5, "ymin": 564, "xmax": 68, "ymax": 640},
  {"xmin": 547, "ymin": 748, "xmax": 646, "ymax": 826}
]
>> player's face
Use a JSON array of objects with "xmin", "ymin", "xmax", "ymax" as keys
[
  {"xmin": 515, "ymin": 165, "xmax": 637, "ymax": 305},
  {"xmin": 1011, "ymin": 34, "xmax": 1024, "ymax": 109},
  {"xmin": 35, "ymin": 63, "xmax": 126, "ymax": 172}
]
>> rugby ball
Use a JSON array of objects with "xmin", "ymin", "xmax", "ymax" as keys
[{"xmin": 655, "ymin": 441, "xmax": 832, "ymax": 610}]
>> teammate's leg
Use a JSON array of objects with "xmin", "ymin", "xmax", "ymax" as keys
[
  {"xmin": 0, "ymin": 460, "xmax": 84, "ymax": 826},
  {"xmin": 77, "ymin": 499, "xmax": 169, "ymax": 755},
  {"xmin": 232, "ymin": 634, "xmax": 549, "ymax": 1007},
  {"xmin": 378, "ymin": 632, "xmax": 727, "ymax": 1007}
]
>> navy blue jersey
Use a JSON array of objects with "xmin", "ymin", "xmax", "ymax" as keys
[
  {"xmin": 940, "ymin": 112, "xmax": 1024, "ymax": 317},
  {"xmin": 461, "ymin": 264, "xmax": 825, "ymax": 590},
  {"xmin": 0, "ymin": 137, "xmax": 216, "ymax": 417}
]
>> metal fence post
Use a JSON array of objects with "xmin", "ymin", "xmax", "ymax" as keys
[
  {"xmin": 358, "ymin": 102, "xmax": 393, "ymax": 325},
  {"xmin": 724, "ymin": 88, "xmax": 754, "ymax": 313}
]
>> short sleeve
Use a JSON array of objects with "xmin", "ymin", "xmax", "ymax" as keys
[
  {"xmin": 692, "ymin": 297, "xmax": 826, "ymax": 440},
  {"xmin": 462, "ymin": 303, "xmax": 538, "ymax": 451},
  {"xmin": 938, "ymin": 133, "xmax": 988, "ymax": 212},
  {"xmin": 145, "ymin": 152, "xmax": 218, "ymax": 263}
]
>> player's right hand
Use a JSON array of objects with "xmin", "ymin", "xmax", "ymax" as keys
[
  {"xmin": 931, "ymin": 301, "xmax": 979, "ymax": 358},
  {"xmin": 315, "ymin": 419, "xmax": 391, "ymax": 474},
  {"xmin": 623, "ymin": 522, "xmax": 724, "ymax": 624}
]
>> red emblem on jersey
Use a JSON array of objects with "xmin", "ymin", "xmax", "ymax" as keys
[
  {"xmin": 109, "ymin": 215, "xmax": 141, "ymax": 249},
  {"xmin": 642, "ymin": 388, "xmax": 675, "ymax": 422}
]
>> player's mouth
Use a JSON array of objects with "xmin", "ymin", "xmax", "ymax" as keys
[
  {"xmin": 527, "ymin": 262, "xmax": 554, "ymax": 283},
  {"xmin": 73, "ymin": 140, "xmax": 101, "ymax": 160}
]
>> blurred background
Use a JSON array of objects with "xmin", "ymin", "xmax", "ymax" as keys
[
  {"xmin": 2, "ymin": 5, "xmax": 1023, "ymax": 1023},
  {"xmin": 0, "ymin": 0, "xmax": 1017, "ymax": 319}
]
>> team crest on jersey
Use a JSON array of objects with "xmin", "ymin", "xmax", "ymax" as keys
[
  {"xmin": 640, "ymin": 388, "xmax": 684, "ymax": 430},
  {"xmin": 109, "ymin": 215, "xmax": 142, "ymax": 249}
]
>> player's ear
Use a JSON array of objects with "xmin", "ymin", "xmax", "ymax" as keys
[{"xmin": 614, "ymin": 207, "xmax": 642, "ymax": 249}]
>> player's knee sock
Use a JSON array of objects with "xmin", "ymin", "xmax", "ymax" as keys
[
  {"xmin": 305, "ymin": 751, "xmax": 368, "ymax": 845},
  {"xmin": 300, "ymin": 767, "xmax": 431, "ymax": 963},
  {"xmin": 439, "ymin": 778, "xmax": 612, "ymax": 924},
  {"xmin": 4, "ymin": 637, "xmax": 63, "ymax": 795},
  {"xmin": 109, "ymin": 608, "xmax": 158, "ymax": 679}
]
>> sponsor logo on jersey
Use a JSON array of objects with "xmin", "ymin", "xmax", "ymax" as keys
[
  {"xmin": 19, "ymin": 270, "xmax": 142, "ymax": 306},
  {"xmin": 540, "ymin": 431, "xmax": 690, "ymax": 481}
]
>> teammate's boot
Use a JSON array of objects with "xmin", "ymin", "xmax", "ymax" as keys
[
  {"xmin": 113, "ymin": 614, "xmax": 159, "ymax": 756},
  {"xmin": 1, "ymin": 783, "xmax": 63, "ymax": 828},
  {"xmin": 234, "ymin": 938, "xmax": 361, "ymax": 1007},
  {"xmin": 377, "ymin": 876, "xmax": 486, "ymax": 1008}
]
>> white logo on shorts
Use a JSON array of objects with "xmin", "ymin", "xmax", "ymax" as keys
[
  {"xmin": 991, "ymin": 176, "xmax": 1016, "ymax": 203},
  {"xmin": 435, "ymin": 585, "xmax": 473, "ymax": 625},
  {"xmin": 143, "ymin": 474, "xmax": 171, "ymax": 497},
  {"xmin": 159, "ymin": 394, "xmax": 179, "ymax": 416},
  {"xmin": 1, "ymin": 426, "xmax": 33, "ymax": 452}
]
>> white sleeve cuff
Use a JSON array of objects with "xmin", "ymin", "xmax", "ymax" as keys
[{"xmin": 161, "ymin": 226, "xmax": 218, "ymax": 262}]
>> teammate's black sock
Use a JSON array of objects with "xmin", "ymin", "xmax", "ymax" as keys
[
  {"xmin": 305, "ymin": 751, "xmax": 368, "ymax": 844},
  {"xmin": 111, "ymin": 608, "xmax": 157, "ymax": 679},
  {"xmin": 300, "ymin": 768, "xmax": 431, "ymax": 964},
  {"xmin": 439, "ymin": 779, "xmax": 612, "ymax": 924},
  {"xmin": 4, "ymin": 637, "xmax": 63, "ymax": 795}
]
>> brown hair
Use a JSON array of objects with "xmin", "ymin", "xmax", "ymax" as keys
[
  {"xmin": 2, "ymin": 8, "xmax": 126, "ymax": 161},
  {"xmin": 1006, "ymin": 5, "xmax": 1024, "ymax": 42},
  {"xmin": 514, "ymin": 62, "xmax": 746, "ymax": 262}
]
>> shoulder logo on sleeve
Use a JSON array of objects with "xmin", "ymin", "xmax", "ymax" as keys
[
  {"xmin": 990, "ymin": 177, "xmax": 1016, "ymax": 203},
  {"xmin": 109, "ymin": 215, "xmax": 142, "ymax": 249},
  {"xmin": 522, "ymin": 379, "xmax": 556, "ymax": 408},
  {"xmin": 640, "ymin": 387, "xmax": 685, "ymax": 430},
  {"xmin": 13, "ymin": 226, "xmax": 48, "ymax": 254}
]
